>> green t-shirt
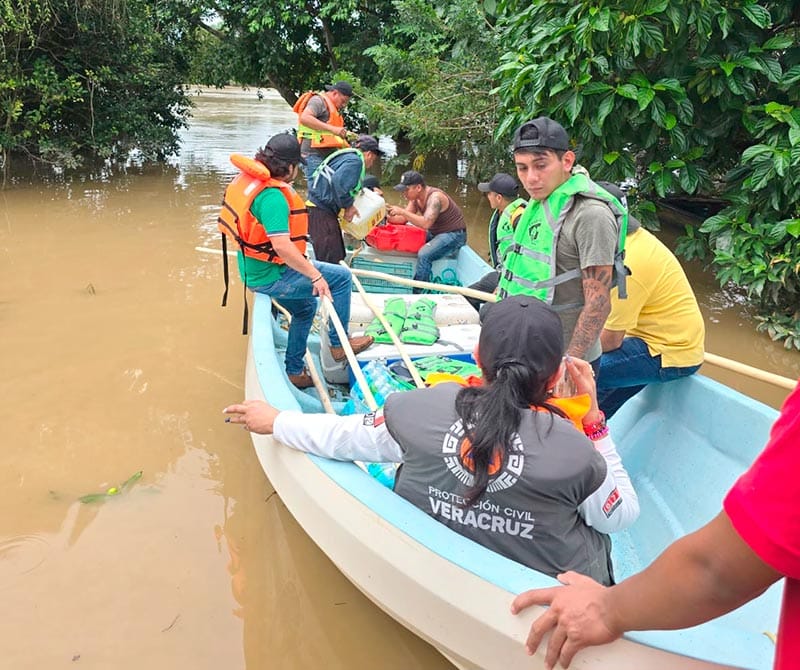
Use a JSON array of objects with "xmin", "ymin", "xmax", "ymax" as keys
[{"xmin": 237, "ymin": 187, "xmax": 290, "ymax": 287}]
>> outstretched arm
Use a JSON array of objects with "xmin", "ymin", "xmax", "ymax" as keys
[
  {"xmin": 223, "ymin": 400, "xmax": 403, "ymax": 463},
  {"xmin": 511, "ymin": 511, "xmax": 781, "ymax": 669}
]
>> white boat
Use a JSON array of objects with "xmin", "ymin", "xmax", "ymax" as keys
[{"xmin": 245, "ymin": 245, "xmax": 782, "ymax": 669}]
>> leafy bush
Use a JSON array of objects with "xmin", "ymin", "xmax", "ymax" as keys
[
  {"xmin": 1, "ymin": 0, "xmax": 194, "ymax": 177},
  {"xmin": 494, "ymin": 0, "xmax": 800, "ymax": 347}
]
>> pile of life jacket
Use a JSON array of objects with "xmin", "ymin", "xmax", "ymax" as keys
[{"xmin": 365, "ymin": 297, "xmax": 440, "ymax": 345}]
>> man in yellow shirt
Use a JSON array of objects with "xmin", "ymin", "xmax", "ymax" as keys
[{"xmin": 596, "ymin": 183, "xmax": 705, "ymax": 417}]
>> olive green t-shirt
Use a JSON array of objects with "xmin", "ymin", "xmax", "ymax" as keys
[{"xmin": 237, "ymin": 187, "xmax": 289, "ymax": 288}]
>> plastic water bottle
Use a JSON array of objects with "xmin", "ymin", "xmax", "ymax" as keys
[{"xmin": 366, "ymin": 462, "xmax": 398, "ymax": 488}]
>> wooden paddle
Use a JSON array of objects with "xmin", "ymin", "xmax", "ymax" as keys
[
  {"xmin": 342, "ymin": 261, "xmax": 426, "ymax": 389},
  {"xmin": 195, "ymin": 246, "xmax": 797, "ymax": 392},
  {"xmin": 703, "ymin": 352, "xmax": 796, "ymax": 391},
  {"xmin": 347, "ymin": 266, "xmax": 498, "ymax": 303},
  {"xmin": 271, "ymin": 299, "xmax": 336, "ymax": 415},
  {"xmin": 320, "ymin": 295, "xmax": 379, "ymax": 412}
]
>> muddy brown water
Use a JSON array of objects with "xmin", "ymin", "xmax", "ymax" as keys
[{"xmin": 1, "ymin": 87, "xmax": 798, "ymax": 670}]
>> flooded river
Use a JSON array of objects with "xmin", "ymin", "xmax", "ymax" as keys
[{"xmin": 1, "ymin": 87, "xmax": 798, "ymax": 670}]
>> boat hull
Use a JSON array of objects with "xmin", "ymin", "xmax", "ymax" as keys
[{"xmin": 245, "ymin": 248, "xmax": 781, "ymax": 669}]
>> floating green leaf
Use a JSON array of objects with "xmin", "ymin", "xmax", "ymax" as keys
[{"xmin": 79, "ymin": 471, "xmax": 143, "ymax": 504}]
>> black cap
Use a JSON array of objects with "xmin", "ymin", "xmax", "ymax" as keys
[
  {"xmin": 479, "ymin": 296, "xmax": 563, "ymax": 381},
  {"xmin": 324, "ymin": 81, "xmax": 353, "ymax": 97},
  {"xmin": 354, "ymin": 134, "xmax": 385, "ymax": 156},
  {"xmin": 266, "ymin": 133, "xmax": 305, "ymax": 165},
  {"xmin": 596, "ymin": 181, "xmax": 640, "ymax": 232},
  {"xmin": 477, "ymin": 173, "xmax": 519, "ymax": 198},
  {"xmin": 362, "ymin": 175, "xmax": 381, "ymax": 190},
  {"xmin": 513, "ymin": 117, "xmax": 570, "ymax": 152},
  {"xmin": 393, "ymin": 170, "xmax": 425, "ymax": 191}
]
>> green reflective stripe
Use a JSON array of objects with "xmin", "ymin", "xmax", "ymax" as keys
[
  {"xmin": 511, "ymin": 245, "xmax": 550, "ymax": 264},
  {"xmin": 495, "ymin": 198, "xmax": 527, "ymax": 267},
  {"xmin": 314, "ymin": 148, "xmax": 365, "ymax": 197},
  {"xmin": 297, "ymin": 124, "xmax": 337, "ymax": 143},
  {"xmin": 542, "ymin": 199, "xmax": 557, "ymax": 228}
]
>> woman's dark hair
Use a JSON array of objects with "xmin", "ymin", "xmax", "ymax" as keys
[
  {"xmin": 455, "ymin": 360, "xmax": 564, "ymax": 507},
  {"xmin": 254, "ymin": 146, "xmax": 293, "ymax": 180}
]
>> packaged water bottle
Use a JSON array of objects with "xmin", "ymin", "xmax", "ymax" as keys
[{"xmin": 366, "ymin": 462, "xmax": 398, "ymax": 488}]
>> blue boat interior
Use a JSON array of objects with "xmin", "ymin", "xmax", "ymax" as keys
[{"xmin": 250, "ymin": 246, "xmax": 782, "ymax": 669}]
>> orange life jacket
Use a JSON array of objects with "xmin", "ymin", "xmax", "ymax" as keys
[
  {"xmin": 293, "ymin": 91, "xmax": 348, "ymax": 149},
  {"xmin": 217, "ymin": 153, "xmax": 308, "ymax": 263},
  {"xmin": 217, "ymin": 154, "xmax": 309, "ymax": 333}
]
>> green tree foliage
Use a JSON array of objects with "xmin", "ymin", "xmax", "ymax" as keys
[
  {"xmin": 493, "ymin": 0, "xmax": 800, "ymax": 347},
  {"xmin": 184, "ymin": 0, "xmax": 397, "ymax": 106},
  {"xmin": 1, "ymin": 0, "xmax": 194, "ymax": 177},
  {"xmin": 358, "ymin": 0, "xmax": 503, "ymax": 174}
]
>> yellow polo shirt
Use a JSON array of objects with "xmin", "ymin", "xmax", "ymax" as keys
[{"xmin": 607, "ymin": 228, "xmax": 705, "ymax": 368}]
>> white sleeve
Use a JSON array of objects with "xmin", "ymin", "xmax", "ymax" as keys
[
  {"xmin": 577, "ymin": 433, "xmax": 640, "ymax": 533},
  {"xmin": 272, "ymin": 410, "xmax": 403, "ymax": 463}
]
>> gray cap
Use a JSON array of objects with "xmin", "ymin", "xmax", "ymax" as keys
[
  {"xmin": 513, "ymin": 117, "xmax": 570, "ymax": 152},
  {"xmin": 324, "ymin": 81, "xmax": 353, "ymax": 96},
  {"xmin": 478, "ymin": 173, "xmax": 519, "ymax": 198},
  {"xmin": 266, "ymin": 133, "xmax": 305, "ymax": 165},
  {"xmin": 479, "ymin": 296, "xmax": 564, "ymax": 382},
  {"xmin": 354, "ymin": 134, "xmax": 385, "ymax": 156},
  {"xmin": 393, "ymin": 170, "xmax": 425, "ymax": 191}
]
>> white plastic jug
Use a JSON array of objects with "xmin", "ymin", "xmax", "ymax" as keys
[{"xmin": 339, "ymin": 188, "xmax": 386, "ymax": 239}]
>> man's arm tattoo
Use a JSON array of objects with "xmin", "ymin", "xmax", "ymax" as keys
[
  {"xmin": 423, "ymin": 193, "xmax": 442, "ymax": 226},
  {"xmin": 566, "ymin": 265, "xmax": 613, "ymax": 359}
]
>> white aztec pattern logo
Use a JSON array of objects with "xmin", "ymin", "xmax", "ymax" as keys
[{"xmin": 441, "ymin": 419, "xmax": 525, "ymax": 492}]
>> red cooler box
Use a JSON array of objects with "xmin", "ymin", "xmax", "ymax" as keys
[{"xmin": 366, "ymin": 224, "xmax": 425, "ymax": 253}]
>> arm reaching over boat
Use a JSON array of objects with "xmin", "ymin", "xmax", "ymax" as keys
[
  {"xmin": 223, "ymin": 400, "xmax": 403, "ymax": 464},
  {"xmin": 511, "ymin": 380, "xmax": 800, "ymax": 670}
]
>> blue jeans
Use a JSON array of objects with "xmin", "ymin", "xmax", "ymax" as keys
[
  {"xmin": 596, "ymin": 336, "xmax": 701, "ymax": 418},
  {"xmin": 251, "ymin": 261, "xmax": 352, "ymax": 375},
  {"xmin": 413, "ymin": 229, "xmax": 467, "ymax": 290}
]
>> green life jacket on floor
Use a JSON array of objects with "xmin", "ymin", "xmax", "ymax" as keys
[
  {"xmin": 399, "ymin": 298, "xmax": 439, "ymax": 345},
  {"xmin": 398, "ymin": 355, "xmax": 482, "ymax": 380},
  {"xmin": 365, "ymin": 297, "xmax": 407, "ymax": 344}
]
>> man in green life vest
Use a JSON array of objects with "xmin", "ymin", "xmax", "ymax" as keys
[
  {"xmin": 498, "ymin": 117, "xmax": 628, "ymax": 372},
  {"xmin": 466, "ymin": 172, "xmax": 527, "ymax": 311}
]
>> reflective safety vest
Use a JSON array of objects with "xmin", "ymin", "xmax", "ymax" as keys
[
  {"xmin": 497, "ymin": 174, "xmax": 628, "ymax": 309},
  {"xmin": 293, "ymin": 91, "xmax": 348, "ymax": 150},
  {"xmin": 492, "ymin": 197, "xmax": 527, "ymax": 269},
  {"xmin": 311, "ymin": 147, "xmax": 365, "ymax": 194},
  {"xmin": 217, "ymin": 154, "xmax": 309, "ymax": 333}
]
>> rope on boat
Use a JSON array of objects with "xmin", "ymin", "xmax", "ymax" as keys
[{"xmin": 342, "ymin": 261, "xmax": 426, "ymax": 389}]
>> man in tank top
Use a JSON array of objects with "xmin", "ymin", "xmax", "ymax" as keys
[{"xmin": 387, "ymin": 170, "xmax": 467, "ymax": 292}]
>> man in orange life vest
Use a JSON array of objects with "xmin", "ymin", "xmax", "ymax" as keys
[
  {"xmin": 218, "ymin": 133, "xmax": 372, "ymax": 389},
  {"xmin": 294, "ymin": 81, "xmax": 353, "ymax": 178}
]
